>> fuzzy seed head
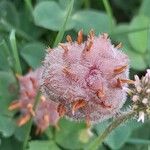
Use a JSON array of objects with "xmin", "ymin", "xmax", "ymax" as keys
[{"xmin": 41, "ymin": 31, "xmax": 129, "ymax": 123}]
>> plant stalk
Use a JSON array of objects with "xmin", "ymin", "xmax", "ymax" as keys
[
  {"xmin": 23, "ymin": 92, "xmax": 41, "ymax": 150},
  {"xmin": 87, "ymin": 111, "xmax": 136, "ymax": 150}
]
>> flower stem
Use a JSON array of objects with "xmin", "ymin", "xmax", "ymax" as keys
[
  {"xmin": 84, "ymin": 0, "xmax": 90, "ymax": 8},
  {"xmin": 23, "ymin": 92, "xmax": 41, "ymax": 150},
  {"xmin": 102, "ymin": 0, "xmax": 114, "ymax": 33},
  {"xmin": 24, "ymin": 0, "xmax": 33, "ymax": 13},
  {"xmin": 87, "ymin": 111, "xmax": 136, "ymax": 150},
  {"xmin": 53, "ymin": 0, "xmax": 74, "ymax": 47}
]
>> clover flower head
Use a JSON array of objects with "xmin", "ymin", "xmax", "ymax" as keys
[
  {"xmin": 9, "ymin": 69, "xmax": 41, "ymax": 126},
  {"xmin": 131, "ymin": 69, "xmax": 150, "ymax": 123},
  {"xmin": 34, "ymin": 96, "xmax": 59, "ymax": 134},
  {"xmin": 41, "ymin": 30, "xmax": 130, "ymax": 124},
  {"xmin": 9, "ymin": 68, "xmax": 59, "ymax": 132}
]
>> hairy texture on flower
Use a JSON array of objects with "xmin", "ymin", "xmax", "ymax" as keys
[
  {"xmin": 9, "ymin": 69, "xmax": 59, "ymax": 132},
  {"xmin": 34, "ymin": 96, "xmax": 59, "ymax": 134},
  {"xmin": 131, "ymin": 69, "xmax": 150, "ymax": 123},
  {"xmin": 41, "ymin": 31, "xmax": 129, "ymax": 124}
]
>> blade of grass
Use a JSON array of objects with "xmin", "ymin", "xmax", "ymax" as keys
[
  {"xmin": 53, "ymin": 0, "xmax": 74, "ymax": 47},
  {"xmin": 9, "ymin": 30, "xmax": 22, "ymax": 74},
  {"xmin": 102, "ymin": 0, "xmax": 114, "ymax": 33}
]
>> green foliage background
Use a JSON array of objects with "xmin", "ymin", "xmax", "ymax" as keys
[{"xmin": 0, "ymin": 0, "xmax": 150, "ymax": 150}]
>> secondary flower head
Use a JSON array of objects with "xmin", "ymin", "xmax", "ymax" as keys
[
  {"xmin": 41, "ymin": 30, "xmax": 130, "ymax": 124},
  {"xmin": 34, "ymin": 96, "xmax": 59, "ymax": 134},
  {"xmin": 131, "ymin": 69, "xmax": 150, "ymax": 123},
  {"xmin": 8, "ymin": 68, "xmax": 59, "ymax": 132}
]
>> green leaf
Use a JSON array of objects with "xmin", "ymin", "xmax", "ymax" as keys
[
  {"xmin": 94, "ymin": 120, "xmax": 110, "ymax": 134},
  {"xmin": 145, "ymin": 54, "xmax": 150, "ymax": 68},
  {"xmin": 20, "ymin": 42, "xmax": 45, "ymax": 69},
  {"xmin": 33, "ymin": 1, "xmax": 74, "ymax": 31},
  {"xmin": 0, "ymin": 1, "xmax": 19, "ymax": 29},
  {"xmin": 0, "ymin": 40, "xmax": 10, "ymax": 71},
  {"xmin": 72, "ymin": 10, "xmax": 111, "ymax": 35},
  {"xmin": 55, "ymin": 118, "xmax": 86, "ymax": 150},
  {"xmin": 0, "ymin": 136, "xmax": 22, "ymax": 150},
  {"xmin": 146, "ymin": 28, "xmax": 150, "ymax": 67},
  {"xmin": 95, "ymin": 119, "xmax": 142, "ymax": 150},
  {"xmin": 121, "ymin": 143, "xmax": 147, "ymax": 150},
  {"xmin": 0, "ymin": 71, "xmax": 18, "ymax": 115},
  {"xmin": 113, "ymin": 24, "xmax": 147, "ymax": 70},
  {"xmin": 18, "ymin": 9, "xmax": 43, "ymax": 40},
  {"xmin": 125, "ymin": 49, "xmax": 147, "ymax": 71},
  {"xmin": 0, "ymin": 70, "xmax": 17, "ymax": 138},
  {"xmin": 128, "ymin": 15, "xmax": 150, "ymax": 54},
  {"xmin": 0, "ymin": 1, "xmax": 32, "ymax": 41},
  {"xmin": 139, "ymin": 0, "xmax": 150, "ymax": 18},
  {"xmin": 0, "ymin": 115, "xmax": 16, "ymax": 137},
  {"xmin": 53, "ymin": 0, "xmax": 74, "ymax": 47},
  {"xmin": 28, "ymin": 141, "xmax": 60, "ymax": 150},
  {"xmin": 104, "ymin": 124, "xmax": 131, "ymax": 149},
  {"xmin": 59, "ymin": 0, "xmax": 83, "ymax": 10},
  {"xmin": 127, "ymin": 139, "xmax": 150, "ymax": 145},
  {"xmin": 14, "ymin": 123, "xmax": 30, "ymax": 142},
  {"xmin": 131, "ymin": 120, "xmax": 150, "ymax": 140}
]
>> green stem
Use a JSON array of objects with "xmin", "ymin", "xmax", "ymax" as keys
[
  {"xmin": 23, "ymin": 119, "xmax": 33, "ymax": 150},
  {"xmin": 53, "ymin": 0, "xmax": 74, "ymax": 47},
  {"xmin": 84, "ymin": 0, "xmax": 90, "ymax": 8},
  {"xmin": 87, "ymin": 111, "xmax": 136, "ymax": 150},
  {"xmin": 24, "ymin": 0, "xmax": 33, "ymax": 13},
  {"xmin": 102, "ymin": 0, "xmax": 114, "ymax": 33},
  {"xmin": 10, "ymin": 30, "xmax": 22, "ymax": 75},
  {"xmin": 23, "ymin": 92, "xmax": 41, "ymax": 150}
]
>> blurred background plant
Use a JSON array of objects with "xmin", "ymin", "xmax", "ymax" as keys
[{"xmin": 0, "ymin": 0, "xmax": 150, "ymax": 150}]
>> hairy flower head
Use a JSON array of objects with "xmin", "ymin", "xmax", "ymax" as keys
[
  {"xmin": 34, "ymin": 96, "xmax": 59, "ymax": 134},
  {"xmin": 8, "ymin": 68, "xmax": 59, "ymax": 132},
  {"xmin": 41, "ymin": 30, "xmax": 130, "ymax": 124}
]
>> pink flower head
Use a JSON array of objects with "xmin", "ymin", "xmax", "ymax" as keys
[
  {"xmin": 9, "ymin": 69, "xmax": 41, "ymax": 126},
  {"xmin": 34, "ymin": 96, "xmax": 59, "ymax": 134},
  {"xmin": 9, "ymin": 68, "xmax": 59, "ymax": 132},
  {"xmin": 41, "ymin": 30, "xmax": 130, "ymax": 124}
]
